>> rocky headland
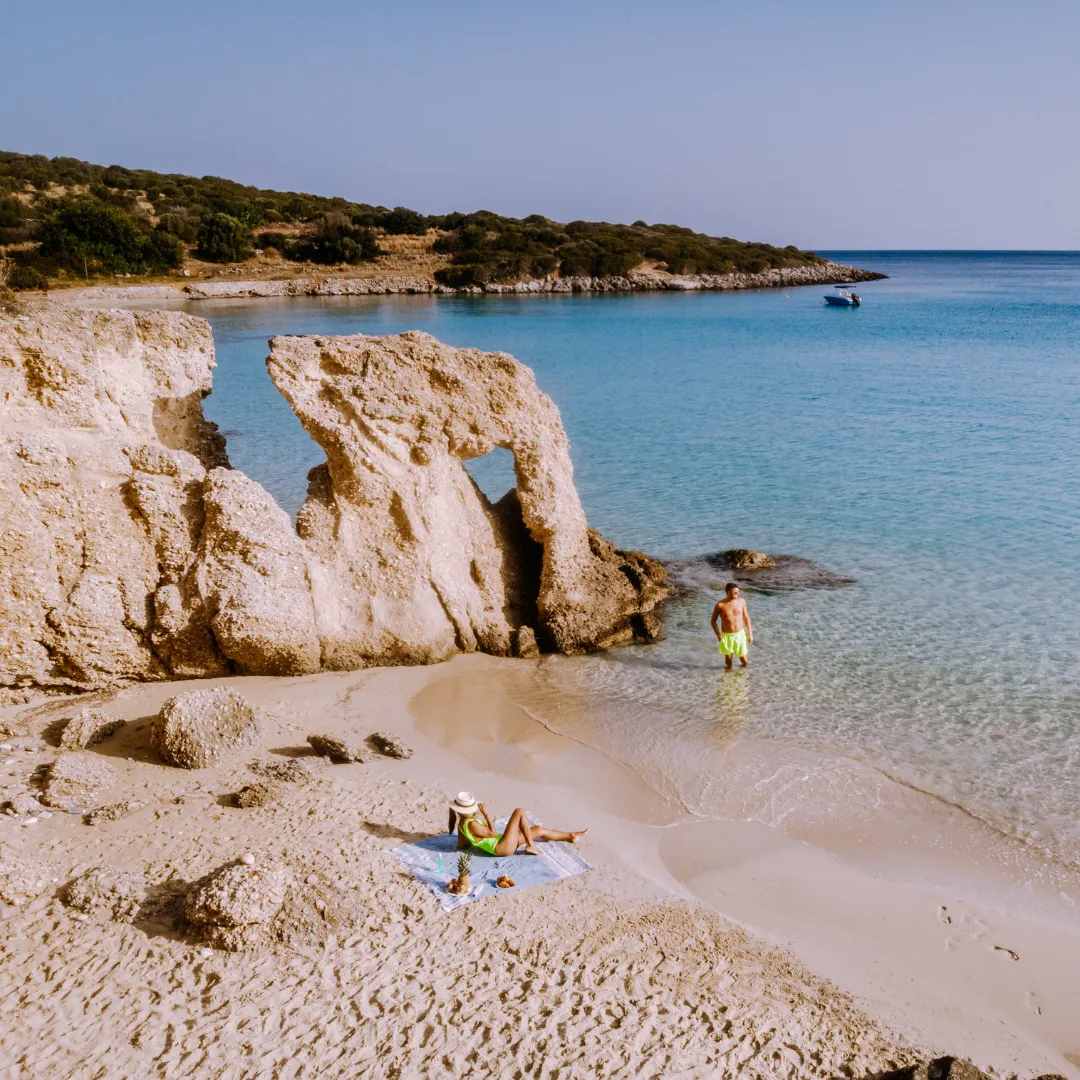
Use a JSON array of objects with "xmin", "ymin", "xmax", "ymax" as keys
[
  {"xmin": 68, "ymin": 260, "xmax": 884, "ymax": 304},
  {"xmin": 0, "ymin": 302, "xmax": 666, "ymax": 692}
]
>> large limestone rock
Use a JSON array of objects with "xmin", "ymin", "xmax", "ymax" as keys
[
  {"xmin": 152, "ymin": 686, "xmax": 261, "ymax": 769},
  {"xmin": 0, "ymin": 306, "xmax": 667, "ymax": 690},
  {"xmin": 0, "ymin": 305, "xmax": 228, "ymax": 688},
  {"xmin": 194, "ymin": 468, "xmax": 320, "ymax": 675},
  {"xmin": 268, "ymin": 331, "xmax": 667, "ymax": 661}
]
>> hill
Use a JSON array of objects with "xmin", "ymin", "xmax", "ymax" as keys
[{"xmin": 0, "ymin": 150, "xmax": 833, "ymax": 291}]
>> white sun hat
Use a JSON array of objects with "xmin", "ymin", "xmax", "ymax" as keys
[{"xmin": 448, "ymin": 791, "xmax": 479, "ymax": 817}]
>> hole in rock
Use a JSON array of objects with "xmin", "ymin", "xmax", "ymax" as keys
[
  {"xmin": 464, "ymin": 446, "xmax": 517, "ymax": 502},
  {"xmin": 464, "ymin": 447, "xmax": 546, "ymax": 647}
]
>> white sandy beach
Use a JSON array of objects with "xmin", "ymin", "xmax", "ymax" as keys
[{"xmin": 2, "ymin": 658, "xmax": 1078, "ymax": 1079}]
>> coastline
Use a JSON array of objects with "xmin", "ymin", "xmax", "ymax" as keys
[
  {"xmin": 58, "ymin": 259, "xmax": 884, "ymax": 304},
  {"xmin": 2, "ymin": 659, "xmax": 1078, "ymax": 1077}
]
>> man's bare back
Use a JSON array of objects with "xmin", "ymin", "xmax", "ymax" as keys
[{"xmin": 711, "ymin": 583, "xmax": 752, "ymax": 668}]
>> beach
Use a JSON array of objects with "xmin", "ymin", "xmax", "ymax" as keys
[{"xmin": 2, "ymin": 659, "xmax": 1078, "ymax": 1078}]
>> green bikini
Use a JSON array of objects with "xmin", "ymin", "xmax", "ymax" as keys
[{"xmin": 461, "ymin": 815, "xmax": 502, "ymax": 855}]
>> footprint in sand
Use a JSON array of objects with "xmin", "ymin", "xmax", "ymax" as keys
[
  {"xmin": 937, "ymin": 906, "xmax": 952, "ymax": 925},
  {"xmin": 1024, "ymin": 990, "xmax": 1041, "ymax": 1016}
]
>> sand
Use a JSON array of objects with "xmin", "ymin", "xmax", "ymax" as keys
[{"xmin": 1, "ymin": 658, "xmax": 1077, "ymax": 1078}]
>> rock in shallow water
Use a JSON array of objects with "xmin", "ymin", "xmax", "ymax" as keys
[
  {"xmin": 152, "ymin": 687, "xmax": 260, "ymax": 769},
  {"xmin": 721, "ymin": 549, "xmax": 775, "ymax": 571}
]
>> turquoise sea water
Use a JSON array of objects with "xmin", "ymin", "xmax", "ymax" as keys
[{"xmin": 186, "ymin": 252, "xmax": 1080, "ymax": 873}]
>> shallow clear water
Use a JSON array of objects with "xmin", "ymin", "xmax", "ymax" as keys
[{"xmin": 189, "ymin": 252, "xmax": 1080, "ymax": 869}]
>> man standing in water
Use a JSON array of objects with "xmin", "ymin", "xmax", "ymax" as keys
[{"xmin": 711, "ymin": 583, "xmax": 753, "ymax": 669}]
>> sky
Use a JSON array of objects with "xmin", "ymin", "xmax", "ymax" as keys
[{"xmin": 2, "ymin": 0, "xmax": 1078, "ymax": 250}]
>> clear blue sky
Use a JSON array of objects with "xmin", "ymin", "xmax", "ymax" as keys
[{"xmin": 3, "ymin": 1, "xmax": 1078, "ymax": 249}]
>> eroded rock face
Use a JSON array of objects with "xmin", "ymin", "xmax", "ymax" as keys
[
  {"xmin": 268, "ymin": 331, "xmax": 667, "ymax": 661},
  {"xmin": 152, "ymin": 687, "xmax": 261, "ymax": 769},
  {"xmin": 0, "ymin": 305, "xmax": 227, "ymax": 689},
  {"xmin": 1, "ymin": 307, "xmax": 667, "ymax": 690}
]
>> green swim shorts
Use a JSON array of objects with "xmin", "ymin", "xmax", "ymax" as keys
[{"xmin": 718, "ymin": 630, "xmax": 748, "ymax": 657}]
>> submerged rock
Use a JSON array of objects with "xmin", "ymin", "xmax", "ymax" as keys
[
  {"xmin": 665, "ymin": 552, "xmax": 856, "ymax": 596},
  {"xmin": 152, "ymin": 687, "xmax": 260, "ymax": 769},
  {"xmin": 60, "ymin": 708, "xmax": 126, "ymax": 750},
  {"xmin": 42, "ymin": 752, "xmax": 118, "ymax": 809},
  {"xmin": 721, "ymin": 549, "xmax": 775, "ymax": 571}
]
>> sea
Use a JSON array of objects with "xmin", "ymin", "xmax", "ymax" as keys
[{"xmin": 174, "ymin": 252, "xmax": 1080, "ymax": 899}]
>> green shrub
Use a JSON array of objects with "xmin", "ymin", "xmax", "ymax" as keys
[
  {"xmin": 38, "ymin": 201, "xmax": 149, "ymax": 274},
  {"xmin": 157, "ymin": 211, "xmax": 199, "ymax": 244},
  {"xmin": 0, "ymin": 196, "xmax": 24, "ymax": 228},
  {"xmin": 195, "ymin": 213, "xmax": 253, "ymax": 263},
  {"xmin": 144, "ymin": 228, "xmax": 184, "ymax": 270},
  {"xmin": 8, "ymin": 264, "xmax": 49, "ymax": 290},
  {"xmin": 380, "ymin": 206, "xmax": 428, "ymax": 235},
  {"xmin": 0, "ymin": 150, "xmax": 823, "ymax": 285}
]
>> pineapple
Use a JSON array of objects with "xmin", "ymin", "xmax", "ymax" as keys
[{"xmin": 448, "ymin": 851, "xmax": 472, "ymax": 895}]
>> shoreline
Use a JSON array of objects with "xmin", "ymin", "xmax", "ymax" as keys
[
  {"xmin": 408, "ymin": 656, "xmax": 1080, "ymax": 1075},
  {"xmin": 3, "ymin": 658, "xmax": 1078, "ymax": 1077},
  {"xmin": 58, "ymin": 260, "xmax": 884, "ymax": 304}
]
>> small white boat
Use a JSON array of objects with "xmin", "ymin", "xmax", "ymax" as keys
[{"xmin": 823, "ymin": 286, "xmax": 861, "ymax": 306}]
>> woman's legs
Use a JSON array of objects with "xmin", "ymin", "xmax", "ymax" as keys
[
  {"xmin": 494, "ymin": 807, "xmax": 537, "ymax": 856},
  {"xmin": 493, "ymin": 809, "xmax": 588, "ymax": 855}
]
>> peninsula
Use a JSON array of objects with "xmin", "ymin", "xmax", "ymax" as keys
[{"xmin": 0, "ymin": 150, "xmax": 883, "ymax": 298}]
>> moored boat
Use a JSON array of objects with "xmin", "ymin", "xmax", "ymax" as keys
[{"xmin": 823, "ymin": 286, "xmax": 862, "ymax": 306}]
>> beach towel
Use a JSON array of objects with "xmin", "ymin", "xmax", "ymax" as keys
[{"xmin": 393, "ymin": 816, "xmax": 592, "ymax": 911}]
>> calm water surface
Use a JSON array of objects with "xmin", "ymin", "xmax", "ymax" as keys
[{"xmin": 188, "ymin": 252, "xmax": 1080, "ymax": 871}]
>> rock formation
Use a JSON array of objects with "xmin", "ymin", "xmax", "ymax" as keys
[
  {"xmin": 42, "ymin": 752, "xmax": 118, "ymax": 809},
  {"xmin": 268, "ymin": 331, "xmax": 667, "ymax": 662},
  {"xmin": 59, "ymin": 707, "xmax": 126, "ymax": 750},
  {"xmin": 184, "ymin": 858, "xmax": 294, "ymax": 951},
  {"xmin": 0, "ymin": 305, "xmax": 667, "ymax": 690},
  {"xmin": 62, "ymin": 866, "xmax": 146, "ymax": 922},
  {"xmin": 0, "ymin": 305, "xmax": 226, "ymax": 689},
  {"xmin": 152, "ymin": 687, "xmax": 261, "ymax": 769},
  {"xmin": 306, "ymin": 734, "xmax": 370, "ymax": 764}
]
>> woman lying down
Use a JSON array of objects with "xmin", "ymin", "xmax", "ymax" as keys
[{"xmin": 448, "ymin": 792, "xmax": 587, "ymax": 856}]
